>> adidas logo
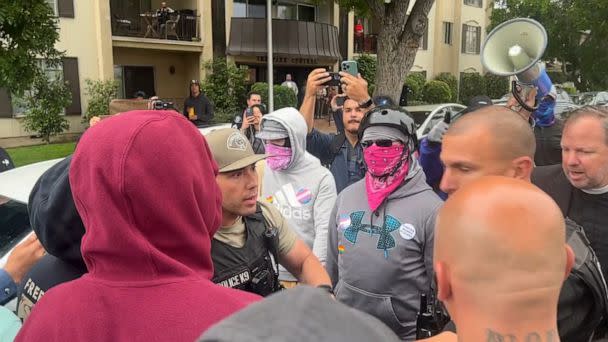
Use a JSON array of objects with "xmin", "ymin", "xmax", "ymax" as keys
[{"xmin": 268, "ymin": 183, "xmax": 312, "ymax": 220}]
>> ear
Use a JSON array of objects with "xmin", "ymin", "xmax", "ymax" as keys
[
  {"xmin": 510, "ymin": 156, "xmax": 534, "ymax": 180},
  {"xmin": 434, "ymin": 261, "xmax": 452, "ymax": 302},
  {"xmin": 564, "ymin": 245, "xmax": 575, "ymax": 280}
]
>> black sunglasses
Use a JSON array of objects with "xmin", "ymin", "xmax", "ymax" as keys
[{"xmin": 361, "ymin": 139, "xmax": 398, "ymax": 148}]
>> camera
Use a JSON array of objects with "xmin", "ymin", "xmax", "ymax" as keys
[
  {"xmin": 323, "ymin": 72, "xmax": 341, "ymax": 87},
  {"xmin": 152, "ymin": 100, "xmax": 175, "ymax": 111},
  {"xmin": 250, "ymin": 269, "xmax": 274, "ymax": 297}
]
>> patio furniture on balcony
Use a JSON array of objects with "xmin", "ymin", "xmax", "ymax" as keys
[{"xmin": 165, "ymin": 14, "xmax": 181, "ymax": 40}]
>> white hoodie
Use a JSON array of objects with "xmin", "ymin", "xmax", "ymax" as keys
[{"xmin": 260, "ymin": 108, "xmax": 337, "ymax": 281}]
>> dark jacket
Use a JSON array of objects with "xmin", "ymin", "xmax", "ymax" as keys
[
  {"xmin": 534, "ymin": 119, "xmax": 563, "ymax": 166},
  {"xmin": 183, "ymin": 93, "xmax": 214, "ymax": 126},
  {"xmin": 306, "ymin": 129, "xmax": 365, "ymax": 193},
  {"xmin": 532, "ymin": 165, "xmax": 608, "ymax": 341}
]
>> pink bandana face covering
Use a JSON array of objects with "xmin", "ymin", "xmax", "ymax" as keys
[
  {"xmin": 265, "ymin": 143, "xmax": 292, "ymax": 170},
  {"xmin": 363, "ymin": 143, "xmax": 410, "ymax": 211}
]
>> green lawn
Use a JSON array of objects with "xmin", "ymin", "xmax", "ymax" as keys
[{"xmin": 6, "ymin": 142, "xmax": 76, "ymax": 167}]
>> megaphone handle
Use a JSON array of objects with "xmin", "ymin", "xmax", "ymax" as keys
[{"xmin": 512, "ymin": 80, "xmax": 538, "ymax": 113}]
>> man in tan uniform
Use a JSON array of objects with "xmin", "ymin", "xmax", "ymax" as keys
[{"xmin": 205, "ymin": 128, "xmax": 332, "ymax": 296}]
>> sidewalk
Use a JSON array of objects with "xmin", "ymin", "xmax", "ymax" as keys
[
  {"xmin": 0, "ymin": 117, "xmax": 337, "ymax": 149},
  {"xmin": 0, "ymin": 133, "xmax": 81, "ymax": 149}
]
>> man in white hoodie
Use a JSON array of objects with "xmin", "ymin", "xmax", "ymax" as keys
[{"xmin": 257, "ymin": 107, "xmax": 337, "ymax": 287}]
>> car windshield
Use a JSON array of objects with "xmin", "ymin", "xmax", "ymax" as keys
[
  {"xmin": 0, "ymin": 198, "xmax": 32, "ymax": 258},
  {"xmin": 409, "ymin": 111, "xmax": 432, "ymax": 127}
]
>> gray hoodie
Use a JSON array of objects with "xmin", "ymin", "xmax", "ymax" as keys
[
  {"xmin": 260, "ymin": 108, "xmax": 337, "ymax": 281},
  {"xmin": 326, "ymin": 162, "xmax": 442, "ymax": 340}
]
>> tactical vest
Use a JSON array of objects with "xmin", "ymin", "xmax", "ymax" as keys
[{"xmin": 211, "ymin": 205, "xmax": 281, "ymax": 297}]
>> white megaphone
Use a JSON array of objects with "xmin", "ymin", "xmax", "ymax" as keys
[{"xmin": 481, "ymin": 18, "xmax": 553, "ymax": 112}]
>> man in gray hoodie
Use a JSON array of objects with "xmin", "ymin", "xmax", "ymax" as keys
[
  {"xmin": 257, "ymin": 107, "xmax": 337, "ymax": 286},
  {"xmin": 326, "ymin": 106, "xmax": 442, "ymax": 340}
]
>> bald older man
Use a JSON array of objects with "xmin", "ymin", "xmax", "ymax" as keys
[
  {"xmin": 433, "ymin": 176, "xmax": 574, "ymax": 341},
  {"xmin": 436, "ymin": 106, "xmax": 607, "ymax": 341}
]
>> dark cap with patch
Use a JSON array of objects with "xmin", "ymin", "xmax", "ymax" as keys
[{"xmin": 206, "ymin": 128, "xmax": 266, "ymax": 172}]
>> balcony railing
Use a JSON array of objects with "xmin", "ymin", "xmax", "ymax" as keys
[
  {"xmin": 354, "ymin": 34, "xmax": 378, "ymax": 54},
  {"xmin": 111, "ymin": 11, "xmax": 201, "ymax": 42}
]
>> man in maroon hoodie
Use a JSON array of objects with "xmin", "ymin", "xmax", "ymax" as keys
[{"xmin": 16, "ymin": 110, "xmax": 260, "ymax": 342}]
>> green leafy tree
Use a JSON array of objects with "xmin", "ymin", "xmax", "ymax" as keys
[
  {"xmin": 84, "ymin": 79, "xmax": 119, "ymax": 121},
  {"xmin": 483, "ymin": 74, "xmax": 509, "ymax": 99},
  {"xmin": 459, "ymin": 73, "xmax": 485, "ymax": 105},
  {"xmin": 355, "ymin": 54, "xmax": 377, "ymax": 89},
  {"xmin": 250, "ymin": 83, "xmax": 297, "ymax": 110},
  {"xmin": 0, "ymin": 0, "xmax": 64, "ymax": 96},
  {"xmin": 22, "ymin": 75, "xmax": 72, "ymax": 143},
  {"xmin": 422, "ymin": 80, "xmax": 451, "ymax": 104},
  {"xmin": 201, "ymin": 58, "xmax": 247, "ymax": 123},
  {"xmin": 337, "ymin": 0, "xmax": 436, "ymax": 102},
  {"xmin": 434, "ymin": 73, "xmax": 458, "ymax": 102},
  {"xmin": 490, "ymin": 0, "xmax": 608, "ymax": 91},
  {"xmin": 405, "ymin": 72, "xmax": 426, "ymax": 101}
]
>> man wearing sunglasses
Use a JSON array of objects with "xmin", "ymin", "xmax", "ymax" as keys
[
  {"xmin": 256, "ymin": 108, "xmax": 337, "ymax": 288},
  {"xmin": 326, "ymin": 106, "xmax": 442, "ymax": 340}
]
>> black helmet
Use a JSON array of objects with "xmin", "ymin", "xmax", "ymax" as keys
[{"xmin": 358, "ymin": 106, "xmax": 418, "ymax": 149}]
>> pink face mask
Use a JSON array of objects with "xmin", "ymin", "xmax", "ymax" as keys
[
  {"xmin": 363, "ymin": 143, "xmax": 410, "ymax": 211},
  {"xmin": 265, "ymin": 143, "xmax": 292, "ymax": 170}
]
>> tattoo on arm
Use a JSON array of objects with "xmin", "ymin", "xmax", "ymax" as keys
[{"xmin": 486, "ymin": 329, "xmax": 558, "ymax": 342}]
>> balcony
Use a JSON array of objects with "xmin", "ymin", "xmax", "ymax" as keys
[
  {"xmin": 354, "ymin": 34, "xmax": 378, "ymax": 55},
  {"xmin": 111, "ymin": 11, "xmax": 201, "ymax": 42}
]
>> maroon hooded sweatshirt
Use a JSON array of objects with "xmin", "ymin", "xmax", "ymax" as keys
[{"xmin": 16, "ymin": 110, "xmax": 260, "ymax": 342}]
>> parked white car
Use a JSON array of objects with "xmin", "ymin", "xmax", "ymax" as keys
[{"xmin": 405, "ymin": 103, "xmax": 466, "ymax": 140}]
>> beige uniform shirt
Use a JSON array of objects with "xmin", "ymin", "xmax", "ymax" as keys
[{"xmin": 214, "ymin": 201, "xmax": 297, "ymax": 256}]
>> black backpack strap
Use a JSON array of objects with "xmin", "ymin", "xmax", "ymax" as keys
[
  {"xmin": 323, "ymin": 132, "xmax": 346, "ymax": 167},
  {"xmin": 256, "ymin": 204, "xmax": 283, "ymax": 291}
]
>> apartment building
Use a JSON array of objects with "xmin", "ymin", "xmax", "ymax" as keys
[
  {"xmin": 351, "ymin": 0, "xmax": 491, "ymax": 81},
  {"xmin": 0, "ymin": 0, "xmax": 213, "ymax": 139}
]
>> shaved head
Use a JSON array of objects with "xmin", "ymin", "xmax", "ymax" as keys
[
  {"xmin": 440, "ymin": 106, "xmax": 536, "ymax": 194},
  {"xmin": 435, "ymin": 176, "xmax": 573, "ymax": 330},
  {"xmin": 447, "ymin": 106, "xmax": 536, "ymax": 159}
]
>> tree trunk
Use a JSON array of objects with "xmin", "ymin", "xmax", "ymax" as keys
[{"xmin": 372, "ymin": 0, "xmax": 435, "ymax": 104}]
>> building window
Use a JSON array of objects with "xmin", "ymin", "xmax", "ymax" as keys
[
  {"xmin": 248, "ymin": 0, "xmax": 266, "ymax": 18},
  {"xmin": 443, "ymin": 22, "xmax": 453, "ymax": 45},
  {"xmin": 45, "ymin": 0, "xmax": 58, "ymax": 15},
  {"xmin": 297, "ymin": 4, "xmax": 315, "ymax": 22},
  {"xmin": 276, "ymin": 4, "xmax": 296, "ymax": 20},
  {"xmin": 419, "ymin": 24, "xmax": 428, "ymax": 50},
  {"xmin": 462, "ymin": 24, "xmax": 481, "ymax": 54},
  {"xmin": 11, "ymin": 60, "xmax": 64, "ymax": 117},
  {"xmin": 233, "ymin": 0, "xmax": 247, "ymax": 18},
  {"xmin": 464, "ymin": 0, "xmax": 482, "ymax": 7}
]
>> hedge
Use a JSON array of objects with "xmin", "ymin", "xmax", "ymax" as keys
[{"xmin": 422, "ymin": 80, "xmax": 452, "ymax": 104}]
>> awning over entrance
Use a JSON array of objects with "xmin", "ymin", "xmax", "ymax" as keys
[{"xmin": 227, "ymin": 18, "xmax": 341, "ymax": 62}]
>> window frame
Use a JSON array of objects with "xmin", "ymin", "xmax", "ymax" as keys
[
  {"xmin": 443, "ymin": 21, "xmax": 453, "ymax": 45},
  {"xmin": 462, "ymin": 24, "xmax": 481, "ymax": 55},
  {"xmin": 11, "ymin": 60, "xmax": 65, "ymax": 118},
  {"xmin": 463, "ymin": 0, "xmax": 482, "ymax": 8}
]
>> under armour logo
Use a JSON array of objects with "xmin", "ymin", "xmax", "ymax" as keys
[
  {"xmin": 1, "ymin": 159, "xmax": 9, "ymax": 166},
  {"xmin": 343, "ymin": 211, "xmax": 401, "ymax": 259}
]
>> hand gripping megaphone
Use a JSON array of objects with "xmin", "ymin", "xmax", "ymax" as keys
[{"xmin": 481, "ymin": 18, "xmax": 553, "ymax": 112}]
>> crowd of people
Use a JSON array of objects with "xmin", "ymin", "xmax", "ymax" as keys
[{"xmin": 0, "ymin": 67, "xmax": 607, "ymax": 342}]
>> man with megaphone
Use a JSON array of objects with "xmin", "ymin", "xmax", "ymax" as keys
[{"xmin": 482, "ymin": 17, "xmax": 563, "ymax": 166}]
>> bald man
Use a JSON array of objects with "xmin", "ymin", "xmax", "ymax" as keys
[
  {"xmin": 436, "ymin": 105, "xmax": 608, "ymax": 341},
  {"xmin": 434, "ymin": 176, "xmax": 574, "ymax": 341},
  {"xmin": 440, "ymin": 106, "xmax": 535, "ymax": 194}
]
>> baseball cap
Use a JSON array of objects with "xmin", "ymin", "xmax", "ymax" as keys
[
  {"xmin": 206, "ymin": 128, "xmax": 266, "ymax": 172},
  {"xmin": 190, "ymin": 79, "xmax": 200, "ymax": 85},
  {"xmin": 256, "ymin": 119, "xmax": 289, "ymax": 140}
]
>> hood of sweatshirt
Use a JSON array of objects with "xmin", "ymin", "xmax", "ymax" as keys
[
  {"xmin": 69, "ymin": 110, "xmax": 223, "ymax": 282},
  {"xmin": 260, "ymin": 107, "xmax": 309, "ymax": 170}
]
